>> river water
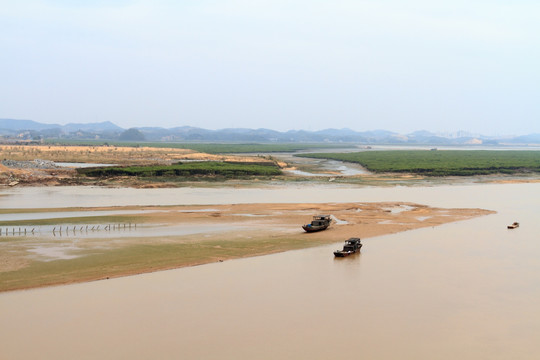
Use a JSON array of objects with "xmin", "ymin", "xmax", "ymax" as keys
[{"xmin": 0, "ymin": 183, "xmax": 539, "ymax": 359}]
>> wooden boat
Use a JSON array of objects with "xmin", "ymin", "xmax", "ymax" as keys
[
  {"xmin": 302, "ymin": 215, "xmax": 332, "ymax": 232},
  {"xmin": 507, "ymin": 222, "xmax": 519, "ymax": 229},
  {"xmin": 334, "ymin": 238, "xmax": 362, "ymax": 257}
]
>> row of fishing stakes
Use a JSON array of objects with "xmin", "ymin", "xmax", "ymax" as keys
[
  {"xmin": 0, "ymin": 227, "xmax": 35, "ymax": 235},
  {"xmin": 0, "ymin": 223, "xmax": 136, "ymax": 236}
]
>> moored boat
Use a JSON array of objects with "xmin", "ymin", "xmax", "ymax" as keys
[
  {"xmin": 302, "ymin": 215, "xmax": 332, "ymax": 232},
  {"xmin": 334, "ymin": 237, "xmax": 362, "ymax": 257},
  {"xmin": 507, "ymin": 222, "xmax": 519, "ymax": 229}
]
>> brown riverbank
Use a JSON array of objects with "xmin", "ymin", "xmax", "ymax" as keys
[
  {"xmin": 0, "ymin": 202, "xmax": 494, "ymax": 292},
  {"xmin": 2, "ymin": 144, "xmax": 539, "ymax": 188},
  {"xmin": 0, "ymin": 144, "xmax": 286, "ymax": 187}
]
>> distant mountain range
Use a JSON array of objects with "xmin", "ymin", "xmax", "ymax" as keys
[
  {"xmin": 1, "ymin": 118, "xmax": 539, "ymax": 145},
  {"xmin": 0, "ymin": 119, "xmax": 123, "ymax": 132}
]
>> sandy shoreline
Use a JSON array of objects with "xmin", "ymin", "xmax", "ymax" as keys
[{"xmin": 0, "ymin": 201, "xmax": 494, "ymax": 292}]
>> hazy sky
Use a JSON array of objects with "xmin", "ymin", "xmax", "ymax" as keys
[{"xmin": 1, "ymin": 0, "xmax": 539, "ymax": 135}]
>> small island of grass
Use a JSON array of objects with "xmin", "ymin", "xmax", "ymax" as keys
[{"xmin": 76, "ymin": 161, "xmax": 282, "ymax": 179}]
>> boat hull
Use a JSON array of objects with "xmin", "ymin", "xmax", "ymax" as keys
[
  {"xmin": 507, "ymin": 222, "xmax": 519, "ymax": 229},
  {"xmin": 334, "ymin": 251, "xmax": 353, "ymax": 257},
  {"xmin": 302, "ymin": 224, "xmax": 329, "ymax": 232},
  {"xmin": 333, "ymin": 247, "xmax": 361, "ymax": 257}
]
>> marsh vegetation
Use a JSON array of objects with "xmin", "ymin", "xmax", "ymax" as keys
[
  {"xmin": 299, "ymin": 150, "xmax": 540, "ymax": 176},
  {"xmin": 76, "ymin": 161, "xmax": 282, "ymax": 179}
]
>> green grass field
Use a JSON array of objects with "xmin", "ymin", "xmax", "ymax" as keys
[{"xmin": 298, "ymin": 150, "xmax": 540, "ymax": 176}]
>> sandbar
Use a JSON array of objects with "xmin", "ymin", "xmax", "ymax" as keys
[{"xmin": 0, "ymin": 202, "xmax": 494, "ymax": 292}]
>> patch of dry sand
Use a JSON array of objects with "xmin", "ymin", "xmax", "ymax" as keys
[{"xmin": 145, "ymin": 202, "xmax": 493, "ymax": 243}]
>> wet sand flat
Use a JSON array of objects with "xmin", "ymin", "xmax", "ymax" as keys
[{"xmin": 0, "ymin": 202, "xmax": 492, "ymax": 291}]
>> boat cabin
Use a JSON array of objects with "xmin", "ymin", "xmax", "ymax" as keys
[{"xmin": 311, "ymin": 215, "xmax": 331, "ymax": 226}]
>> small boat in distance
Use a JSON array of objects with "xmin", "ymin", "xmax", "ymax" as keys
[
  {"xmin": 507, "ymin": 222, "xmax": 519, "ymax": 229},
  {"xmin": 302, "ymin": 215, "xmax": 332, "ymax": 232},
  {"xmin": 334, "ymin": 238, "xmax": 362, "ymax": 257}
]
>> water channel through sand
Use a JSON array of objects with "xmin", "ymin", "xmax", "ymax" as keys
[{"xmin": 1, "ymin": 183, "xmax": 539, "ymax": 359}]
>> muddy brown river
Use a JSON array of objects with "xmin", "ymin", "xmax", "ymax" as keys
[{"xmin": 1, "ymin": 183, "xmax": 539, "ymax": 359}]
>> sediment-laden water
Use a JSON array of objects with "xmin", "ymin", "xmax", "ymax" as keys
[{"xmin": 0, "ymin": 183, "xmax": 539, "ymax": 359}]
